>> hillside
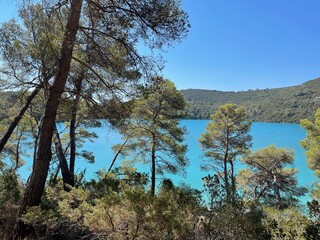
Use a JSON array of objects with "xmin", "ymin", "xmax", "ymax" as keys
[{"xmin": 181, "ymin": 78, "xmax": 320, "ymax": 123}]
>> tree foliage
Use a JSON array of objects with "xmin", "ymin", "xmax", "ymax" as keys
[
  {"xmin": 182, "ymin": 78, "xmax": 320, "ymax": 123},
  {"xmin": 262, "ymin": 206, "xmax": 309, "ymax": 240},
  {"xmin": 0, "ymin": 2, "xmax": 190, "ymax": 236},
  {"xmin": 18, "ymin": 175, "xmax": 203, "ymax": 240},
  {"xmin": 114, "ymin": 78, "xmax": 188, "ymax": 195},
  {"xmin": 199, "ymin": 103, "xmax": 252, "ymax": 205},
  {"xmin": 0, "ymin": 0, "xmax": 319, "ymax": 238},
  {"xmin": 301, "ymin": 108, "xmax": 320, "ymax": 199},
  {"xmin": 238, "ymin": 145, "xmax": 307, "ymax": 209}
]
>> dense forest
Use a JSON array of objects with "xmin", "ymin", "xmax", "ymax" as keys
[
  {"xmin": 4, "ymin": 77, "xmax": 320, "ymax": 124},
  {"xmin": 182, "ymin": 78, "xmax": 320, "ymax": 122},
  {"xmin": 1, "ymin": 1, "xmax": 320, "ymax": 240}
]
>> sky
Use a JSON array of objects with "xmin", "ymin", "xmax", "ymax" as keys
[{"xmin": 1, "ymin": 0, "xmax": 320, "ymax": 91}]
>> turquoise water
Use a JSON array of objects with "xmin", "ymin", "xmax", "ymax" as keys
[
  {"xmin": 19, "ymin": 120, "xmax": 315, "ymax": 199},
  {"xmin": 172, "ymin": 120, "xmax": 314, "ymax": 193}
]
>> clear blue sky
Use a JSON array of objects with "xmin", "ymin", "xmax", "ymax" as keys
[
  {"xmin": 1, "ymin": 0, "xmax": 320, "ymax": 91},
  {"xmin": 163, "ymin": 0, "xmax": 320, "ymax": 91}
]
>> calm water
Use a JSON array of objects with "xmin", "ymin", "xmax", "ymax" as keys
[{"xmin": 20, "ymin": 120, "xmax": 315, "ymax": 200}]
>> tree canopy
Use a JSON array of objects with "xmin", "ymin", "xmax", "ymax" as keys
[
  {"xmin": 238, "ymin": 145, "xmax": 307, "ymax": 209},
  {"xmin": 0, "ymin": 0, "xmax": 190, "ymax": 237},
  {"xmin": 199, "ymin": 103, "xmax": 252, "ymax": 206},
  {"xmin": 182, "ymin": 78, "xmax": 320, "ymax": 123},
  {"xmin": 114, "ymin": 77, "xmax": 188, "ymax": 195},
  {"xmin": 301, "ymin": 108, "xmax": 320, "ymax": 199}
]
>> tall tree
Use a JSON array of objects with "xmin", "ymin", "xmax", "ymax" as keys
[
  {"xmin": 199, "ymin": 103, "xmax": 252, "ymax": 206},
  {"xmin": 19, "ymin": 0, "xmax": 82, "ymax": 208},
  {"xmin": 0, "ymin": 86, "xmax": 41, "ymax": 154},
  {"xmin": 114, "ymin": 78, "xmax": 188, "ymax": 195},
  {"xmin": 238, "ymin": 145, "xmax": 307, "ymax": 209},
  {"xmin": 301, "ymin": 108, "xmax": 320, "ymax": 199},
  {"xmin": 0, "ymin": 103, "xmax": 36, "ymax": 170},
  {"xmin": 7, "ymin": 1, "xmax": 189, "ymax": 237},
  {"xmin": 13, "ymin": 1, "xmax": 83, "ymax": 237},
  {"xmin": 0, "ymin": 3, "xmax": 62, "ymax": 155}
]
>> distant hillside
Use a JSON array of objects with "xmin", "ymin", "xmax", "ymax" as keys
[
  {"xmin": 181, "ymin": 78, "xmax": 320, "ymax": 123},
  {"xmin": 0, "ymin": 91, "xmax": 20, "ymax": 120}
]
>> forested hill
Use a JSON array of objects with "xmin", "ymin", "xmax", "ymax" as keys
[{"xmin": 181, "ymin": 78, "xmax": 320, "ymax": 123}]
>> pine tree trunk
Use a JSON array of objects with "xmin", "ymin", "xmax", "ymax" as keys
[
  {"xmin": 224, "ymin": 131, "xmax": 231, "ymax": 205},
  {"xmin": 53, "ymin": 125, "xmax": 74, "ymax": 189},
  {"xmin": 273, "ymin": 182, "xmax": 282, "ymax": 209},
  {"xmin": 223, "ymin": 148, "xmax": 230, "ymax": 205},
  {"xmin": 0, "ymin": 86, "xmax": 41, "ymax": 154},
  {"xmin": 230, "ymin": 160, "xmax": 236, "ymax": 206},
  {"xmin": 14, "ymin": 1, "xmax": 83, "ymax": 238},
  {"xmin": 151, "ymin": 134, "xmax": 156, "ymax": 196},
  {"xmin": 69, "ymin": 77, "xmax": 83, "ymax": 183},
  {"xmin": 108, "ymin": 138, "xmax": 128, "ymax": 173}
]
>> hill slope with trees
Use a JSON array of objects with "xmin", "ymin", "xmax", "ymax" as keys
[{"xmin": 181, "ymin": 78, "xmax": 320, "ymax": 122}]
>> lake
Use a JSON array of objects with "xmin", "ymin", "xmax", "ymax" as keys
[{"xmin": 20, "ymin": 120, "xmax": 315, "ymax": 201}]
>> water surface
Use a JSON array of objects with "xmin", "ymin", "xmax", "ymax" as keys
[{"xmin": 20, "ymin": 120, "xmax": 314, "ymax": 201}]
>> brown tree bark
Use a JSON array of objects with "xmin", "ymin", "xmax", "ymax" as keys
[
  {"xmin": 223, "ymin": 145, "xmax": 230, "ymax": 205},
  {"xmin": 107, "ymin": 138, "xmax": 128, "ymax": 173},
  {"xmin": 230, "ymin": 160, "xmax": 236, "ymax": 206},
  {"xmin": 69, "ymin": 77, "xmax": 83, "ymax": 183},
  {"xmin": 273, "ymin": 178, "xmax": 283, "ymax": 210},
  {"xmin": 151, "ymin": 134, "xmax": 156, "ymax": 196},
  {"xmin": 14, "ymin": 1, "xmax": 83, "ymax": 238},
  {"xmin": 53, "ymin": 124, "xmax": 74, "ymax": 190},
  {"xmin": 0, "ymin": 86, "xmax": 41, "ymax": 154}
]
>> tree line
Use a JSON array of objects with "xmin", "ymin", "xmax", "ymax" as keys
[
  {"xmin": 2, "ymin": 96, "xmax": 320, "ymax": 238},
  {"xmin": 0, "ymin": 0, "xmax": 189, "ymax": 238},
  {"xmin": 182, "ymin": 78, "xmax": 320, "ymax": 123},
  {"xmin": 1, "ymin": 1, "xmax": 320, "ymax": 239}
]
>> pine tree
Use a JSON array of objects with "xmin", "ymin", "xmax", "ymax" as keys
[
  {"xmin": 301, "ymin": 108, "xmax": 320, "ymax": 199},
  {"xmin": 199, "ymin": 103, "xmax": 252, "ymax": 206},
  {"xmin": 238, "ymin": 145, "xmax": 307, "ymax": 209},
  {"xmin": 114, "ymin": 78, "xmax": 188, "ymax": 195}
]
